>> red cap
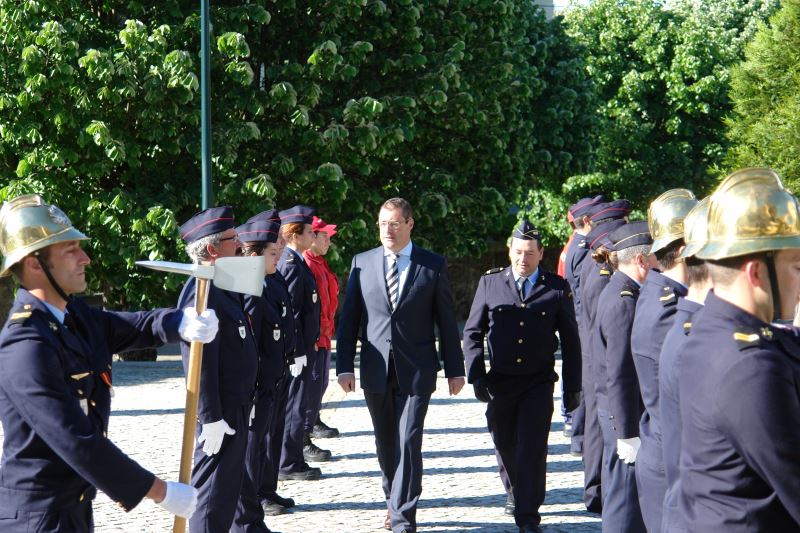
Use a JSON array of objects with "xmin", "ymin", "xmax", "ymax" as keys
[{"xmin": 312, "ymin": 216, "xmax": 337, "ymax": 237}]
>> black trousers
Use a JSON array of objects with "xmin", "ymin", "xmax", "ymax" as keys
[
  {"xmin": 635, "ymin": 440, "xmax": 667, "ymax": 533},
  {"xmin": 363, "ymin": 362, "xmax": 431, "ymax": 533},
  {"xmin": 597, "ymin": 408, "xmax": 645, "ymax": 533},
  {"xmin": 190, "ymin": 404, "xmax": 250, "ymax": 533},
  {"xmin": 486, "ymin": 375, "xmax": 554, "ymax": 528},
  {"xmin": 571, "ymin": 397, "xmax": 586, "ymax": 454},
  {"xmin": 232, "ymin": 390, "xmax": 274, "ymax": 532},
  {"xmin": 583, "ymin": 357, "xmax": 603, "ymax": 513},
  {"xmin": 303, "ymin": 347, "xmax": 329, "ymax": 431},
  {"xmin": 279, "ymin": 357, "xmax": 315, "ymax": 474},
  {"xmin": 259, "ymin": 370, "xmax": 289, "ymax": 500}
]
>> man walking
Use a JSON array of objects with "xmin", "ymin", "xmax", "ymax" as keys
[
  {"xmin": 463, "ymin": 219, "xmax": 581, "ymax": 533},
  {"xmin": 336, "ymin": 198, "xmax": 465, "ymax": 533}
]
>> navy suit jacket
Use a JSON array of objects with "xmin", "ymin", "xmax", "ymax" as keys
[
  {"xmin": 0, "ymin": 289, "xmax": 181, "ymax": 513},
  {"xmin": 336, "ymin": 244, "xmax": 465, "ymax": 395}
]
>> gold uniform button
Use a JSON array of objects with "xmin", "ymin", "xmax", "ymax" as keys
[
  {"xmin": 90, "ymin": 400, "xmax": 97, "ymax": 407},
  {"xmin": 541, "ymin": 311, "xmax": 546, "ymax": 316},
  {"xmin": 79, "ymin": 493, "xmax": 85, "ymax": 502},
  {"xmin": 517, "ymin": 339, "xmax": 523, "ymax": 344},
  {"xmin": 519, "ymin": 321, "xmax": 524, "ymax": 326},
  {"xmin": 516, "ymin": 357, "xmax": 523, "ymax": 363}
]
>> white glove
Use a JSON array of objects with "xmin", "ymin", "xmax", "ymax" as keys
[
  {"xmin": 178, "ymin": 308, "xmax": 219, "ymax": 344},
  {"xmin": 197, "ymin": 419, "xmax": 235, "ymax": 456},
  {"xmin": 249, "ymin": 405, "xmax": 255, "ymax": 428},
  {"xmin": 289, "ymin": 355, "xmax": 308, "ymax": 377},
  {"xmin": 158, "ymin": 481, "xmax": 198, "ymax": 518},
  {"xmin": 617, "ymin": 437, "xmax": 641, "ymax": 464}
]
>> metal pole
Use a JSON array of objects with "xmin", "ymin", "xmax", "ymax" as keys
[{"xmin": 200, "ymin": 0, "xmax": 213, "ymax": 209}]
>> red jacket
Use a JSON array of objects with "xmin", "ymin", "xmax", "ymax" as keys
[
  {"xmin": 557, "ymin": 232, "xmax": 574, "ymax": 278},
  {"xmin": 303, "ymin": 251, "xmax": 339, "ymax": 350}
]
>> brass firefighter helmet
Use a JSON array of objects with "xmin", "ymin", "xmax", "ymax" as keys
[
  {"xmin": 678, "ymin": 196, "xmax": 710, "ymax": 259},
  {"xmin": 0, "ymin": 194, "xmax": 88, "ymax": 277},
  {"xmin": 648, "ymin": 188, "xmax": 698, "ymax": 254},
  {"xmin": 696, "ymin": 168, "xmax": 800, "ymax": 260}
]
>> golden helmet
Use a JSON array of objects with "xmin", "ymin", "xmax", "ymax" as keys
[
  {"xmin": 696, "ymin": 168, "xmax": 800, "ymax": 260},
  {"xmin": 678, "ymin": 196, "xmax": 710, "ymax": 259},
  {"xmin": 0, "ymin": 194, "xmax": 88, "ymax": 277},
  {"xmin": 648, "ymin": 188, "xmax": 698, "ymax": 254}
]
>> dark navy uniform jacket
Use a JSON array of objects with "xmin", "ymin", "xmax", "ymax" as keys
[
  {"xmin": 564, "ymin": 235, "xmax": 589, "ymax": 317},
  {"xmin": 593, "ymin": 270, "xmax": 643, "ymax": 438},
  {"xmin": 631, "ymin": 270, "xmax": 687, "ymax": 464},
  {"xmin": 462, "ymin": 267, "xmax": 581, "ymax": 391},
  {"xmin": 679, "ymin": 291, "xmax": 800, "ymax": 531},
  {"xmin": 244, "ymin": 275, "xmax": 295, "ymax": 394},
  {"xmin": 0, "ymin": 289, "xmax": 181, "ymax": 513},
  {"xmin": 577, "ymin": 255, "xmax": 613, "ymax": 341},
  {"xmin": 277, "ymin": 248, "xmax": 320, "ymax": 360},
  {"xmin": 659, "ymin": 296, "xmax": 702, "ymax": 532},
  {"xmin": 178, "ymin": 278, "xmax": 258, "ymax": 424}
]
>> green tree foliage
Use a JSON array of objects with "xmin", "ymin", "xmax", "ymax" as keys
[
  {"xmin": 554, "ymin": 0, "xmax": 776, "ymax": 240},
  {"xmin": 0, "ymin": 0, "xmax": 594, "ymax": 307},
  {"xmin": 725, "ymin": 0, "xmax": 800, "ymax": 189}
]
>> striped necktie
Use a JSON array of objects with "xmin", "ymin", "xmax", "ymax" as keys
[
  {"xmin": 518, "ymin": 277, "xmax": 528, "ymax": 300},
  {"xmin": 386, "ymin": 253, "xmax": 399, "ymax": 310}
]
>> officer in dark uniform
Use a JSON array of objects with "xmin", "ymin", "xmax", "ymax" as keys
[
  {"xmin": 658, "ymin": 197, "xmax": 711, "ymax": 533},
  {"xmin": 277, "ymin": 205, "xmax": 324, "ymax": 480},
  {"xmin": 233, "ymin": 218, "xmax": 284, "ymax": 533},
  {"xmin": 576, "ymin": 199, "xmax": 629, "ymax": 513},
  {"xmin": 463, "ymin": 220, "xmax": 581, "ymax": 533},
  {"xmin": 679, "ymin": 168, "xmax": 800, "ymax": 531},
  {"xmin": 563, "ymin": 194, "xmax": 605, "ymax": 456},
  {"xmin": 593, "ymin": 220, "xmax": 653, "ymax": 533},
  {"xmin": 177, "ymin": 206, "xmax": 260, "ymax": 533},
  {"xmin": 0, "ymin": 195, "xmax": 211, "ymax": 532},
  {"xmin": 245, "ymin": 210, "xmax": 299, "ymax": 515},
  {"xmin": 630, "ymin": 189, "xmax": 697, "ymax": 532}
]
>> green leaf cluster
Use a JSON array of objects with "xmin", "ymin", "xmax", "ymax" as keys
[
  {"xmin": 0, "ymin": 0, "xmax": 595, "ymax": 307},
  {"xmin": 557, "ymin": 0, "xmax": 776, "ymax": 237}
]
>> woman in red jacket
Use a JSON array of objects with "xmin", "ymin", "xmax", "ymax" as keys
[{"xmin": 303, "ymin": 216, "xmax": 341, "ymax": 438}]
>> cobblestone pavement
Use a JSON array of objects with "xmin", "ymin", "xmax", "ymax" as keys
[{"xmin": 1, "ymin": 357, "xmax": 600, "ymax": 532}]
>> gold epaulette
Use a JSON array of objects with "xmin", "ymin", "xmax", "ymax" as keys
[{"xmin": 484, "ymin": 267, "xmax": 504, "ymax": 275}]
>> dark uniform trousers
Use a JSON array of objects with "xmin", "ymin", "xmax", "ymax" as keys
[
  {"xmin": 679, "ymin": 292, "xmax": 800, "ymax": 531},
  {"xmin": 564, "ymin": 236, "xmax": 590, "ymax": 455},
  {"xmin": 577, "ymin": 257, "xmax": 613, "ymax": 513},
  {"xmin": 256, "ymin": 272, "xmax": 296, "ymax": 502},
  {"xmin": 487, "ymin": 373, "xmax": 554, "ymax": 527},
  {"xmin": 178, "ymin": 279, "xmax": 258, "ymax": 533},
  {"xmin": 234, "ymin": 278, "xmax": 292, "ymax": 532},
  {"xmin": 593, "ymin": 271, "xmax": 645, "ymax": 533},
  {"xmin": 0, "ymin": 289, "xmax": 183, "ymax": 533},
  {"xmin": 278, "ymin": 248, "xmax": 320, "ymax": 475},
  {"xmin": 631, "ymin": 270, "xmax": 686, "ymax": 533},
  {"xmin": 658, "ymin": 298, "xmax": 701, "ymax": 533},
  {"xmin": 304, "ymin": 346, "xmax": 330, "ymax": 432},
  {"xmin": 364, "ymin": 358, "xmax": 431, "ymax": 533}
]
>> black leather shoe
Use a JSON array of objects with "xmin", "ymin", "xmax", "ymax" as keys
[
  {"xmin": 269, "ymin": 493, "xmax": 295, "ymax": 508},
  {"xmin": 504, "ymin": 495, "xmax": 515, "ymax": 515},
  {"xmin": 261, "ymin": 500, "xmax": 286, "ymax": 516},
  {"xmin": 278, "ymin": 465, "xmax": 321, "ymax": 480},
  {"xmin": 311, "ymin": 419, "xmax": 340, "ymax": 438},
  {"xmin": 519, "ymin": 526, "xmax": 543, "ymax": 533},
  {"xmin": 303, "ymin": 435, "xmax": 332, "ymax": 462}
]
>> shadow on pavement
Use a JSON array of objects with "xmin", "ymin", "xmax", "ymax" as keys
[
  {"xmin": 336, "ymin": 426, "xmax": 488, "ymax": 438},
  {"xmin": 114, "ymin": 407, "xmax": 184, "ymax": 416}
]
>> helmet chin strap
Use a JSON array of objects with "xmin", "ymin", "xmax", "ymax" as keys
[
  {"xmin": 34, "ymin": 251, "xmax": 72, "ymax": 305},
  {"xmin": 765, "ymin": 252, "xmax": 782, "ymax": 322}
]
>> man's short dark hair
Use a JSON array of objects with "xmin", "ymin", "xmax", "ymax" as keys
[
  {"xmin": 381, "ymin": 198, "xmax": 413, "ymax": 220},
  {"xmin": 8, "ymin": 247, "xmax": 53, "ymax": 282},
  {"xmin": 573, "ymin": 218, "xmax": 586, "ymax": 230},
  {"xmin": 654, "ymin": 240, "xmax": 684, "ymax": 271},
  {"xmin": 707, "ymin": 253, "xmax": 768, "ymax": 286},
  {"xmin": 686, "ymin": 256, "xmax": 710, "ymax": 286}
]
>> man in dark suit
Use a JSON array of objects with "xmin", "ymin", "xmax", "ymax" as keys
[
  {"xmin": 336, "ymin": 197, "xmax": 465, "ymax": 533},
  {"xmin": 463, "ymin": 220, "xmax": 582, "ymax": 533}
]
